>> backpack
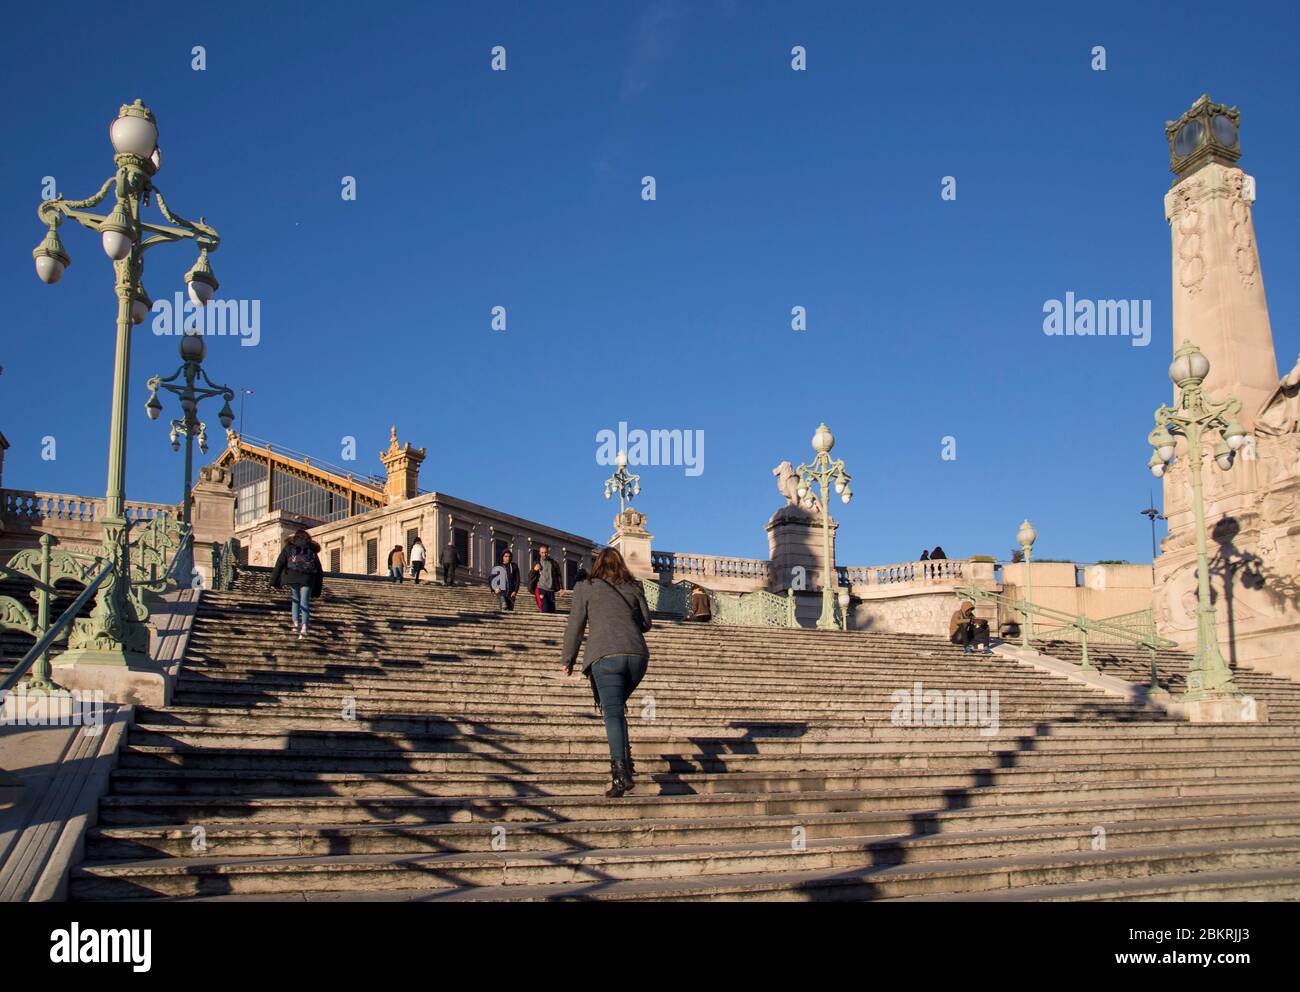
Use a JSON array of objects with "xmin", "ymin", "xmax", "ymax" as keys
[{"xmin": 287, "ymin": 544, "xmax": 317, "ymax": 573}]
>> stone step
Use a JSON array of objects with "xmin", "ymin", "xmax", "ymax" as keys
[
  {"xmin": 84, "ymin": 792, "xmax": 1300, "ymax": 860},
  {"xmin": 96, "ymin": 775, "xmax": 1300, "ymax": 827},
  {"xmin": 114, "ymin": 742, "xmax": 1300, "ymax": 776},
  {"xmin": 70, "ymin": 828, "xmax": 1300, "ymax": 901},
  {"xmin": 105, "ymin": 759, "xmax": 1300, "ymax": 798}
]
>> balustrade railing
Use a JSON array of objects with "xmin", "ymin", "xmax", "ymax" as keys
[
  {"xmin": 651, "ymin": 551, "xmax": 770, "ymax": 582},
  {"xmin": 839, "ymin": 558, "xmax": 966, "ymax": 587},
  {"xmin": 1, "ymin": 488, "xmax": 176, "ymax": 526}
]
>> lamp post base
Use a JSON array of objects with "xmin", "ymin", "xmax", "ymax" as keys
[
  {"xmin": 816, "ymin": 589, "xmax": 838, "ymax": 631},
  {"xmin": 51, "ymin": 652, "xmax": 169, "ymax": 707}
]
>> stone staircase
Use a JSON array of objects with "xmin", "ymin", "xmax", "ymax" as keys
[{"xmin": 68, "ymin": 570, "xmax": 1300, "ymax": 901}]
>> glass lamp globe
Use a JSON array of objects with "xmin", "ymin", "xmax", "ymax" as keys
[
  {"xmin": 179, "ymin": 330, "xmax": 207, "ymax": 364},
  {"xmin": 1017, "ymin": 519, "xmax": 1037, "ymax": 549},
  {"xmin": 1148, "ymin": 451, "xmax": 1166, "ymax": 478},
  {"xmin": 109, "ymin": 101, "xmax": 158, "ymax": 158},
  {"xmin": 616, "ymin": 451, "xmax": 628, "ymax": 469},
  {"xmin": 812, "ymin": 423, "xmax": 834, "ymax": 454},
  {"xmin": 1169, "ymin": 342, "xmax": 1211, "ymax": 386}
]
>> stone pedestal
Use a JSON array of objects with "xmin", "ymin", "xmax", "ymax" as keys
[
  {"xmin": 190, "ymin": 463, "xmax": 235, "ymax": 588},
  {"xmin": 49, "ymin": 658, "xmax": 169, "ymax": 708},
  {"xmin": 610, "ymin": 509, "xmax": 654, "ymax": 578},
  {"xmin": 766, "ymin": 505, "xmax": 836, "ymax": 592},
  {"xmin": 1155, "ymin": 131, "xmax": 1300, "ymax": 680},
  {"xmin": 1182, "ymin": 695, "xmax": 1269, "ymax": 724}
]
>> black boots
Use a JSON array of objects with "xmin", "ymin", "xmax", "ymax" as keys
[
  {"xmin": 626, "ymin": 754, "xmax": 636, "ymax": 783},
  {"xmin": 605, "ymin": 759, "xmax": 634, "ymax": 798}
]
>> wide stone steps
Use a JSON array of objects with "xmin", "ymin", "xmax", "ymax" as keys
[
  {"xmin": 93, "ymin": 775, "xmax": 1300, "ymax": 828},
  {"xmin": 70, "ymin": 825, "xmax": 1300, "ymax": 901},
  {"xmin": 69, "ymin": 573, "xmax": 1300, "ymax": 901},
  {"xmin": 84, "ymin": 792, "xmax": 1300, "ymax": 860}
]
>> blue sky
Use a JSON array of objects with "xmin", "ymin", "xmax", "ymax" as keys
[{"xmin": 2, "ymin": 0, "xmax": 1297, "ymax": 567}]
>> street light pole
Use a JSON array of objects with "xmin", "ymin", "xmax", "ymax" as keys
[
  {"xmin": 31, "ymin": 99, "xmax": 222, "ymax": 667},
  {"xmin": 145, "ymin": 334, "xmax": 235, "ymax": 524},
  {"xmin": 1140, "ymin": 490, "xmax": 1166, "ymax": 583},
  {"xmin": 794, "ymin": 423, "xmax": 853, "ymax": 631},
  {"xmin": 1147, "ymin": 340, "xmax": 1248, "ymax": 701},
  {"xmin": 1016, "ymin": 519, "xmax": 1037, "ymax": 647}
]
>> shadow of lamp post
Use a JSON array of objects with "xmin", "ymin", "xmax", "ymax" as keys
[
  {"xmin": 794, "ymin": 423, "xmax": 853, "ymax": 631},
  {"xmin": 1147, "ymin": 340, "xmax": 1248, "ymax": 701},
  {"xmin": 30, "ymin": 99, "xmax": 222, "ymax": 667}
]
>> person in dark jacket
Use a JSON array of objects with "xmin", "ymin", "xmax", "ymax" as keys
[
  {"xmin": 491, "ymin": 550, "xmax": 521, "ymax": 611},
  {"xmin": 919, "ymin": 549, "xmax": 930, "ymax": 561},
  {"xmin": 387, "ymin": 544, "xmax": 406, "ymax": 583},
  {"xmin": 949, "ymin": 600, "xmax": 992, "ymax": 654},
  {"xmin": 562, "ymin": 547, "xmax": 653, "ymax": 798},
  {"xmin": 687, "ymin": 584, "xmax": 712, "ymax": 622},
  {"xmin": 440, "ymin": 540, "xmax": 459, "ymax": 585},
  {"xmin": 271, "ymin": 529, "xmax": 323, "ymax": 639},
  {"xmin": 530, "ymin": 544, "xmax": 563, "ymax": 613},
  {"xmin": 930, "ymin": 546, "xmax": 947, "ymax": 560}
]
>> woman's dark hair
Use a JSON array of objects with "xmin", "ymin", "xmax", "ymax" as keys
[
  {"xmin": 286, "ymin": 528, "xmax": 312, "ymax": 547},
  {"xmin": 589, "ymin": 547, "xmax": 634, "ymax": 586}
]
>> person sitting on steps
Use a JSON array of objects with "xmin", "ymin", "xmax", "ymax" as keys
[
  {"xmin": 949, "ymin": 599, "xmax": 992, "ymax": 655},
  {"xmin": 686, "ymin": 584, "xmax": 712, "ymax": 622}
]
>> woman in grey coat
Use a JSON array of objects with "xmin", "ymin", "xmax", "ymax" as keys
[{"xmin": 561, "ymin": 547, "xmax": 653, "ymax": 798}]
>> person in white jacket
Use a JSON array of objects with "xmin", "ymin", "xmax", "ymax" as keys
[{"xmin": 409, "ymin": 537, "xmax": 427, "ymax": 584}]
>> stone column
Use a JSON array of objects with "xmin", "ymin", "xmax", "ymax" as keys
[
  {"xmin": 765, "ymin": 505, "xmax": 836, "ymax": 593},
  {"xmin": 610, "ymin": 509, "xmax": 654, "ymax": 578},
  {"xmin": 190, "ymin": 464, "xmax": 235, "ymax": 588}
]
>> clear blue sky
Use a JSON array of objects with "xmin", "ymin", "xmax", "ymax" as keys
[{"xmin": 3, "ymin": 0, "xmax": 1297, "ymax": 566}]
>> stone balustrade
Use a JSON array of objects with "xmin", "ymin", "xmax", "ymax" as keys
[
  {"xmin": 651, "ymin": 551, "xmax": 771, "ymax": 582},
  {"xmin": 2, "ymin": 489, "xmax": 175, "ymax": 525},
  {"xmin": 839, "ymin": 558, "xmax": 966, "ymax": 588}
]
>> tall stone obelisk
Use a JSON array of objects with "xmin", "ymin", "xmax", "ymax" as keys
[{"xmin": 1155, "ymin": 95, "xmax": 1300, "ymax": 680}]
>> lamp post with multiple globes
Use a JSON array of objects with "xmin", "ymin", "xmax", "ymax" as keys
[{"xmin": 31, "ymin": 99, "xmax": 222, "ymax": 666}]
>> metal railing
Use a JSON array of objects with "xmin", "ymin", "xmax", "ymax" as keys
[
  {"xmin": 211, "ymin": 538, "xmax": 239, "ymax": 591},
  {"xmin": 642, "ymin": 579, "xmax": 797, "ymax": 629},
  {"xmin": 955, "ymin": 585, "xmax": 1176, "ymax": 690},
  {"xmin": 0, "ymin": 524, "xmax": 192, "ymax": 693}
]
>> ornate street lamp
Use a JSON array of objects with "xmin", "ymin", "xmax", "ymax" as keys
[
  {"xmin": 145, "ymin": 332, "xmax": 235, "ymax": 524},
  {"xmin": 603, "ymin": 450, "xmax": 641, "ymax": 515},
  {"xmin": 1016, "ymin": 518, "xmax": 1037, "ymax": 646},
  {"xmin": 31, "ymin": 99, "xmax": 222, "ymax": 667},
  {"xmin": 1147, "ymin": 340, "xmax": 1247, "ymax": 700},
  {"xmin": 794, "ymin": 423, "xmax": 853, "ymax": 631}
]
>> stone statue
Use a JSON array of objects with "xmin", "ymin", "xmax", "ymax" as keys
[
  {"xmin": 773, "ymin": 460, "xmax": 821, "ymax": 514},
  {"xmin": 1256, "ymin": 353, "xmax": 1300, "ymax": 437}
]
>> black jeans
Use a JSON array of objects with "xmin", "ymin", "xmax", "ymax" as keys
[
  {"xmin": 499, "ymin": 591, "xmax": 515, "ymax": 611},
  {"xmin": 951, "ymin": 621, "xmax": 990, "ymax": 649},
  {"xmin": 590, "ymin": 653, "xmax": 648, "ymax": 763},
  {"xmin": 442, "ymin": 564, "xmax": 456, "ymax": 585},
  {"xmin": 411, "ymin": 561, "xmax": 425, "ymax": 583},
  {"xmin": 535, "ymin": 588, "xmax": 556, "ymax": 613}
]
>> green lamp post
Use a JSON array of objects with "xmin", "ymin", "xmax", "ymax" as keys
[
  {"xmin": 145, "ymin": 333, "xmax": 236, "ymax": 524},
  {"xmin": 603, "ymin": 450, "xmax": 641, "ymax": 515},
  {"xmin": 794, "ymin": 423, "xmax": 853, "ymax": 631},
  {"xmin": 31, "ymin": 99, "xmax": 221, "ymax": 667},
  {"xmin": 1016, "ymin": 518, "xmax": 1037, "ymax": 646},
  {"xmin": 1148, "ymin": 340, "xmax": 1247, "ymax": 700}
]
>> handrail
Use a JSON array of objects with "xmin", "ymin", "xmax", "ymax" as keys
[
  {"xmin": 642, "ymin": 578, "xmax": 797, "ymax": 629},
  {"xmin": 955, "ymin": 584, "xmax": 1174, "ymax": 690},
  {"xmin": 0, "ymin": 558, "xmax": 112, "ymax": 694}
]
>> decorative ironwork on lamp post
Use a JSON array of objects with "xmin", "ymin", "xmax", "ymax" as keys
[
  {"xmin": 30, "ymin": 99, "xmax": 221, "ymax": 667},
  {"xmin": 145, "ymin": 334, "xmax": 235, "ymax": 524},
  {"xmin": 794, "ymin": 423, "xmax": 853, "ymax": 631},
  {"xmin": 1017, "ymin": 518, "xmax": 1037, "ymax": 647},
  {"xmin": 603, "ymin": 451, "xmax": 641, "ymax": 515},
  {"xmin": 1147, "ymin": 340, "xmax": 1248, "ymax": 701}
]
